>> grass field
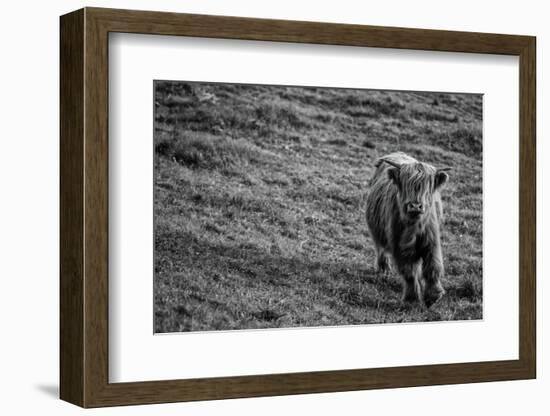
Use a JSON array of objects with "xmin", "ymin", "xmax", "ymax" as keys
[{"xmin": 153, "ymin": 81, "xmax": 483, "ymax": 333}]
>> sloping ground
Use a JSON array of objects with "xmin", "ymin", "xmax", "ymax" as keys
[{"xmin": 154, "ymin": 81, "xmax": 483, "ymax": 333}]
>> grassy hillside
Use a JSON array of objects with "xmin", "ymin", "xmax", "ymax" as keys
[{"xmin": 153, "ymin": 81, "xmax": 483, "ymax": 333}]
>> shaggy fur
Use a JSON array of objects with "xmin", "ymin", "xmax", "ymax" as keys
[{"xmin": 365, "ymin": 152, "xmax": 450, "ymax": 307}]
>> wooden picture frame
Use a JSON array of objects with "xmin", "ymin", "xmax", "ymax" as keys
[{"xmin": 60, "ymin": 7, "xmax": 536, "ymax": 408}]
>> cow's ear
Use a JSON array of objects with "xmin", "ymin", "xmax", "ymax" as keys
[
  {"xmin": 387, "ymin": 167, "xmax": 400, "ymax": 188},
  {"xmin": 435, "ymin": 169, "xmax": 450, "ymax": 189}
]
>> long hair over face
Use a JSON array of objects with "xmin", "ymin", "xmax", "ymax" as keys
[{"xmin": 392, "ymin": 163, "xmax": 437, "ymax": 221}]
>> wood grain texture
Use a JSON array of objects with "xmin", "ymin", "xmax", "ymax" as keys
[
  {"xmin": 59, "ymin": 7, "xmax": 537, "ymax": 408},
  {"xmin": 59, "ymin": 8, "xmax": 84, "ymax": 407},
  {"xmin": 518, "ymin": 38, "xmax": 536, "ymax": 375},
  {"xmin": 83, "ymin": 10, "xmax": 110, "ymax": 406},
  {"xmin": 89, "ymin": 7, "xmax": 532, "ymax": 54}
]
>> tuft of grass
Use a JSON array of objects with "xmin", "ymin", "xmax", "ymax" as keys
[
  {"xmin": 156, "ymin": 132, "xmax": 269, "ymax": 171},
  {"xmin": 448, "ymin": 277, "xmax": 483, "ymax": 303}
]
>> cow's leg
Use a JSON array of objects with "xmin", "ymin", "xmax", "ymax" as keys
[
  {"xmin": 422, "ymin": 245, "xmax": 445, "ymax": 308},
  {"xmin": 397, "ymin": 261, "xmax": 421, "ymax": 303},
  {"xmin": 376, "ymin": 247, "xmax": 390, "ymax": 274}
]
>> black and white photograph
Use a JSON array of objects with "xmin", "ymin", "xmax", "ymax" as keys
[{"xmin": 153, "ymin": 80, "xmax": 483, "ymax": 333}]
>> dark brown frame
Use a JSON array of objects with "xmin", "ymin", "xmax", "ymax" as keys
[{"xmin": 60, "ymin": 7, "xmax": 536, "ymax": 408}]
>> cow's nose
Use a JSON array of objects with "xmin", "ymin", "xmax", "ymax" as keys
[{"xmin": 407, "ymin": 202, "xmax": 423, "ymax": 213}]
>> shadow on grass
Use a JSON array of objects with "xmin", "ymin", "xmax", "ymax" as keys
[{"xmin": 154, "ymin": 229, "xmax": 427, "ymax": 332}]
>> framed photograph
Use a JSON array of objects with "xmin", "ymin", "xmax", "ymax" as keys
[{"xmin": 60, "ymin": 7, "xmax": 536, "ymax": 408}]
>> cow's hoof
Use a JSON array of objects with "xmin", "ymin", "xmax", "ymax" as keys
[
  {"xmin": 376, "ymin": 265, "xmax": 387, "ymax": 274},
  {"xmin": 376, "ymin": 255, "xmax": 391, "ymax": 275},
  {"xmin": 402, "ymin": 288, "xmax": 420, "ymax": 304},
  {"xmin": 377, "ymin": 267, "xmax": 392, "ymax": 278},
  {"xmin": 423, "ymin": 285, "xmax": 445, "ymax": 308}
]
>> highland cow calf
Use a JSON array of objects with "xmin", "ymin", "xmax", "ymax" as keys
[{"xmin": 365, "ymin": 152, "xmax": 451, "ymax": 307}]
